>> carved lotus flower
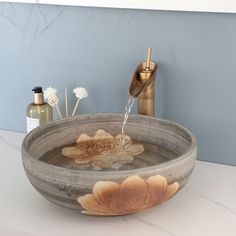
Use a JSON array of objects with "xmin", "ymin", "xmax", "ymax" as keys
[
  {"xmin": 77, "ymin": 175, "xmax": 179, "ymax": 216},
  {"xmin": 62, "ymin": 129, "xmax": 144, "ymax": 170}
]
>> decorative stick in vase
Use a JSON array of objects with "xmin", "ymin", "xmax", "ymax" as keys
[
  {"xmin": 65, "ymin": 89, "xmax": 68, "ymax": 117},
  {"xmin": 44, "ymin": 87, "xmax": 63, "ymax": 119},
  {"xmin": 72, "ymin": 87, "xmax": 88, "ymax": 116}
]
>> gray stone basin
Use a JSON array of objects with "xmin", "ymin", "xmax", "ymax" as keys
[{"xmin": 21, "ymin": 113, "xmax": 197, "ymax": 216}]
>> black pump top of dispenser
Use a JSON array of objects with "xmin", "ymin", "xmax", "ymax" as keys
[{"xmin": 32, "ymin": 87, "xmax": 43, "ymax": 93}]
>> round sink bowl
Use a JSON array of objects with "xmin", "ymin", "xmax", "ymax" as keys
[{"xmin": 21, "ymin": 113, "xmax": 197, "ymax": 216}]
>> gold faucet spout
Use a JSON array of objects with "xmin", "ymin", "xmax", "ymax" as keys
[
  {"xmin": 129, "ymin": 48, "xmax": 158, "ymax": 116},
  {"xmin": 129, "ymin": 62, "xmax": 157, "ymax": 98}
]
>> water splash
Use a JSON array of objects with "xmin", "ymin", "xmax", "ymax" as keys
[{"xmin": 118, "ymin": 96, "xmax": 136, "ymax": 151}]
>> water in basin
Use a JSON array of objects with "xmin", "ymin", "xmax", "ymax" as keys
[{"xmin": 39, "ymin": 140, "xmax": 177, "ymax": 171}]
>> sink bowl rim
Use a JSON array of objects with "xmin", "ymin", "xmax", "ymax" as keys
[{"xmin": 21, "ymin": 113, "xmax": 197, "ymax": 176}]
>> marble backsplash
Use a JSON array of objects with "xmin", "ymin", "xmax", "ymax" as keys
[{"xmin": 0, "ymin": 3, "xmax": 64, "ymax": 50}]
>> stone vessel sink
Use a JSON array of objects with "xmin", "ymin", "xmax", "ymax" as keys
[{"xmin": 21, "ymin": 113, "xmax": 197, "ymax": 216}]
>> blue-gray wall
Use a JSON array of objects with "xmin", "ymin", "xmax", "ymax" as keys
[{"xmin": 0, "ymin": 2, "xmax": 236, "ymax": 165}]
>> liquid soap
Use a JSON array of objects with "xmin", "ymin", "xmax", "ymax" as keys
[{"xmin": 26, "ymin": 87, "xmax": 53, "ymax": 133}]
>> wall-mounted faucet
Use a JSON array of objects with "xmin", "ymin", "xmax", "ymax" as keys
[{"xmin": 129, "ymin": 48, "xmax": 158, "ymax": 116}]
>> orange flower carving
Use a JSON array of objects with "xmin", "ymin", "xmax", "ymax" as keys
[
  {"xmin": 62, "ymin": 129, "xmax": 144, "ymax": 170},
  {"xmin": 77, "ymin": 175, "xmax": 179, "ymax": 216}
]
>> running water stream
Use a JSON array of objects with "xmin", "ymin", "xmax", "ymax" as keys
[{"xmin": 118, "ymin": 96, "xmax": 136, "ymax": 151}]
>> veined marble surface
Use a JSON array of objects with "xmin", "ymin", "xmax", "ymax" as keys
[{"xmin": 0, "ymin": 129, "xmax": 235, "ymax": 236}]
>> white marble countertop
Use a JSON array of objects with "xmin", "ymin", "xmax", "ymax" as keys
[{"xmin": 0, "ymin": 129, "xmax": 235, "ymax": 236}]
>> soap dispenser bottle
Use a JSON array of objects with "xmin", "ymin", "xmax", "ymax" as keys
[{"xmin": 26, "ymin": 86, "xmax": 53, "ymax": 133}]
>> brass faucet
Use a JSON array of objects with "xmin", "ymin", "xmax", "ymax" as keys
[{"xmin": 129, "ymin": 48, "xmax": 158, "ymax": 116}]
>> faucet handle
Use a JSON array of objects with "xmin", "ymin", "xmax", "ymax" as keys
[{"xmin": 145, "ymin": 48, "xmax": 152, "ymax": 71}]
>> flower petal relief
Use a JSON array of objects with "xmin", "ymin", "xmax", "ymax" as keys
[
  {"xmin": 77, "ymin": 175, "xmax": 179, "ymax": 215},
  {"xmin": 62, "ymin": 129, "xmax": 144, "ymax": 170}
]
